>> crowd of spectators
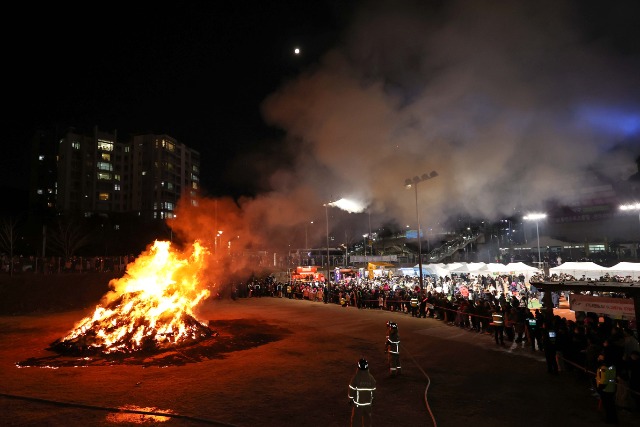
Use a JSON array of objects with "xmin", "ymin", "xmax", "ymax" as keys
[{"xmin": 233, "ymin": 272, "xmax": 640, "ymax": 414}]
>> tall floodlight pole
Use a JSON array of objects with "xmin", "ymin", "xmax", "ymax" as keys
[
  {"xmin": 305, "ymin": 221, "xmax": 313, "ymax": 251},
  {"xmin": 405, "ymin": 171, "xmax": 438, "ymax": 290},
  {"xmin": 524, "ymin": 213, "xmax": 547, "ymax": 268},
  {"xmin": 324, "ymin": 203, "xmax": 330, "ymax": 288}
]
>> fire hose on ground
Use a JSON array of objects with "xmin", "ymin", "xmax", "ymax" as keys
[{"xmin": 400, "ymin": 343, "xmax": 438, "ymax": 427}]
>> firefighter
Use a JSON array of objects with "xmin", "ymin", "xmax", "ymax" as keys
[
  {"xmin": 596, "ymin": 354, "xmax": 617, "ymax": 424},
  {"xmin": 348, "ymin": 358, "xmax": 376, "ymax": 427},
  {"xmin": 385, "ymin": 321, "xmax": 401, "ymax": 376}
]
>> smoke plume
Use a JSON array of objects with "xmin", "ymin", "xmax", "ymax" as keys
[{"xmin": 178, "ymin": 0, "xmax": 640, "ymax": 263}]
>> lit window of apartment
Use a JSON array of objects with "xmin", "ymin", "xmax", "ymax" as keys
[
  {"xmin": 72, "ymin": 141, "xmax": 81, "ymax": 150},
  {"xmin": 38, "ymin": 155, "xmax": 45, "ymax": 161},
  {"xmin": 98, "ymin": 139, "xmax": 114, "ymax": 151},
  {"xmin": 98, "ymin": 162, "xmax": 113, "ymax": 171},
  {"xmin": 114, "ymin": 184, "xmax": 120, "ymax": 191},
  {"xmin": 101, "ymin": 153, "xmax": 111, "ymax": 161},
  {"xmin": 192, "ymin": 182, "xmax": 198, "ymax": 189},
  {"xmin": 98, "ymin": 172, "xmax": 112, "ymax": 180},
  {"xmin": 37, "ymin": 189, "xmax": 43, "ymax": 195},
  {"xmin": 99, "ymin": 193, "xmax": 110, "ymax": 201},
  {"xmin": 114, "ymin": 174, "xmax": 121, "ymax": 181}
]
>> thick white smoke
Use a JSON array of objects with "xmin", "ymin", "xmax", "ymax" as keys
[{"xmin": 234, "ymin": 0, "xmax": 640, "ymax": 247}]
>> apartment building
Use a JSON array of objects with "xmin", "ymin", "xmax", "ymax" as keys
[{"xmin": 51, "ymin": 126, "xmax": 199, "ymax": 220}]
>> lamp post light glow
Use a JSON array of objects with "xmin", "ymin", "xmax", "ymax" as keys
[
  {"xmin": 523, "ymin": 213, "xmax": 546, "ymax": 268},
  {"xmin": 214, "ymin": 230, "xmax": 223, "ymax": 253},
  {"xmin": 404, "ymin": 171, "xmax": 438, "ymax": 290}
]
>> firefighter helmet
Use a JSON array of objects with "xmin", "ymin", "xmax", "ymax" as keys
[
  {"xmin": 387, "ymin": 321, "xmax": 398, "ymax": 329},
  {"xmin": 358, "ymin": 358, "xmax": 369, "ymax": 370}
]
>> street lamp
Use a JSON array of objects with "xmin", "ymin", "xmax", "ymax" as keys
[
  {"xmin": 363, "ymin": 234, "xmax": 368, "ymax": 257},
  {"xmin": 523, "ymin": 213, "xmax": 546, "ymax": 268},
  {"xmin": 340, "ymin": 243, "xmax": 348, "ymax": 266},
  {"xmin": 404, "ymin": 170, "xmax": 438, "ymax": 289},
  {"xmin": 214, "ymin": 230, "xmax": 223, "ymax": 253},
  {"xmin": 324, "ymin": 203, "xmax": 331, "ymax": 288},
  {"xmin": 305, "ymin": 221, "xmax": 314, "ymax": 250}
]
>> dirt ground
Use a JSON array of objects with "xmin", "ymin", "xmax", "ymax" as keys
[{"xmin": 1, "ymin": 292, "xmax": 639, "ymax": 427}]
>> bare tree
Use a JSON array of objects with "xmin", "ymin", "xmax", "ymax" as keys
[
  {"xmin": 48, "ymin": 219, "xmax": 93, "ymax": 260},
  {"xmin": 0, "ymin": 217, "xmax": 19, "ymax": 276}
]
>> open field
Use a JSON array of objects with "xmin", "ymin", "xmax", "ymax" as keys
[{"xmin": 0, "ymin": 281, "xmax": 638, "ymax": 426}]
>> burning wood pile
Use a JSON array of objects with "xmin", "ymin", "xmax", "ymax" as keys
[{"xmin": 51, "ymin": 240, "xmax": 214, "ymax": 356}]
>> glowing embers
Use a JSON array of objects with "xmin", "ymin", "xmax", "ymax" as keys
[{"xmin": 51, "ymin": 240, "xmax": 212, "ymax": 355}]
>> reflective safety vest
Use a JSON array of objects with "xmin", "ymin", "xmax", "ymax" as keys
[
  {"xmin": 491, "ymin": 313, "xmax": 504, "ymax": 326},
  {"xmin": 410, "ymin": 297, "xmax": 418, "ymax": 307},
  {"xmin": 386, "ymin": 335, "xmax": 400, "ymax": 354},
  {"xmin": 348, "ymin": 372, "xmax": 376, "ymax": 406},
  {"xmin": 597, "ymin": 365, "xmax": 617, "ymax": 393}
]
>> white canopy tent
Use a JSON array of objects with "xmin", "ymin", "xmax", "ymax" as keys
[
  {"xmin": 421, "ymin": 263, "xmax": 454, "ymax": 277},
  {"xmin": 505, "ymin": 262, "xmax": 541, "ymax": 274},
  {"xmin": 449, "ymin": 262, "xmax": 488, "ymax": 274},
  {"xmin": 396, "ymin": 267, "xmax": 417, "ymax": 277},
  {"xmin": 549, "ymin": 262, "xmax": 609, "ymax": 279},
  {"xmin": 486, "ymin": 263, "xmax": 513, "ymax": 274},
  {"xmin": 607, "ymin": 262, "xmax": 640, "ymax": 279}
]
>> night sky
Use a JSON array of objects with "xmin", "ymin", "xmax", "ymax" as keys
[
  {"xmin": 4, "ymin": 1, "xmax": 640, "ymax": 232},
  {"xmin": 4, "ymin": 1, "xmax": 350, "ymax": 196}
]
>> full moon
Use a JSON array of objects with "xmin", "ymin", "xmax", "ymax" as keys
[{"xmin": 294, "ymin": 47, "xmax": 300, "ymax": 55}]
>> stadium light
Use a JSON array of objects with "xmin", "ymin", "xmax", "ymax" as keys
[
  {"xmin": 404, "ymin": 171, "xmax": 438, "ymax": 289},
  {"xmin": 524, "ymin": 213, "xmax": 547, "ymax": 268}
]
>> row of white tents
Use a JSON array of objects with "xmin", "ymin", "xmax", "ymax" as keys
[
  {"xmin": 396, "ymin": 261, "xmax": 640, "ymax": 281},
  {"xmin": 397, "ymin": 262, "xmax": 541, "ymax": 279},
  {"xmin": 549, "ymin": 261, "xmax": 640, "ymax": 279}
]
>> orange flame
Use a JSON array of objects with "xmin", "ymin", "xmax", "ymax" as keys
[{"xmin": 59, "ymin": 240, "xmax": 212, "ymax": 354}]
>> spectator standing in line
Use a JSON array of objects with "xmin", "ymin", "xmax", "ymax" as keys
[
  {"xmin": 410, "ymin": 293, "xmax": 419, "ymax": 317},
  {"xmin": 514, "ymin": 307, "xmax": 527, "ymax": 344},
  {"xmin": 596, "ymin": 354, "xmax": 618, "ymax": 424},
  {"xmin": 490, "ymin": 304, "xmax": 505, "ymax": 346},
  {"xmin": 419, "ymin": 292, "xmax": 427, "ymax": 318},
  {"xmin": 626, "ymin": 350, "xmax": 640, "ymax": 410},
  {"xmin": 542, "ymin": 322, "xmax": 559, "ymax": 374}
]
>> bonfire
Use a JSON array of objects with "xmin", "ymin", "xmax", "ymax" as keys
[{"xmin": 51, "ymin": 240, "xmax": 213, "ymax": 355}]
